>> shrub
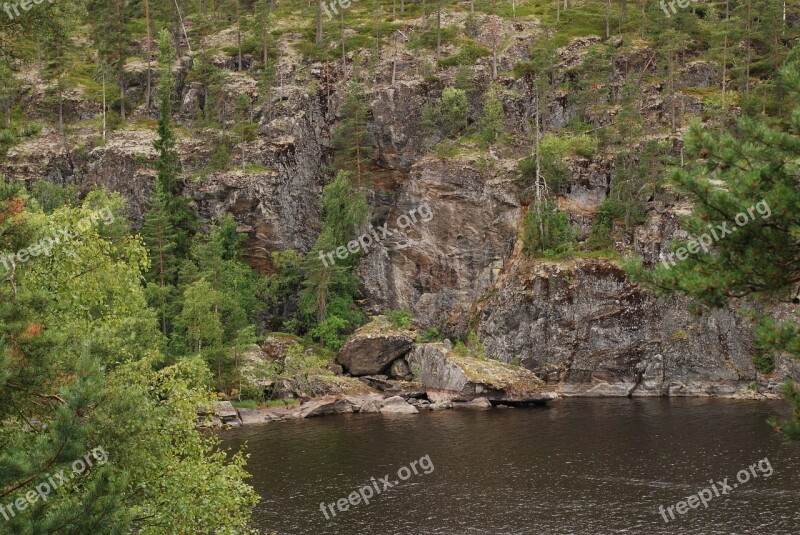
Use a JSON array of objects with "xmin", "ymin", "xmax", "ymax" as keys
[
  {"xmin": 439, "ymin": 87, "xmax": 469, "ymax": 137},
  {"xmin": 438, "ymin": 41, "xmax": 491, "ymax": 67},
  {"xmin": 522, "ymin": 200, "xmax": 574, "ymax": 258},
  {"xmin": 480, "ymin": 84, "xmax": 505, "ymax": 143},
  {"xmin": 418, "ymin": 327, "xmax": 442, "ymax": 343},
  {"xmin": 389, "ymin": 309, "xmax": 412, "ymax": 329}
]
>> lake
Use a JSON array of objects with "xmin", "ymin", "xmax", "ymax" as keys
[{"xmin": 221, "ymin": 398, "xmax": 800, "ymax": 534}]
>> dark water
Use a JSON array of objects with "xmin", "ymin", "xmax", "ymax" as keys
[{"xmin": 221, "ymin": 399, "xmax": 800, "ymax": 534}]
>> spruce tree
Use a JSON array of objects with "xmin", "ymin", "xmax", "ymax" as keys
[
  {"xmin": 153, "ymin": 29, "xmax": 196, "ymax": 257},
  {"xmin": 142, "ymin": 179, "xmax": 179, "ymax": 337},
  {"xmin": 299, "ymin": 170, "xmax": 368, "ymax": 350}
]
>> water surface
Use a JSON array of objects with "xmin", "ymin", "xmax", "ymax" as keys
[{"xmin": 222, "ymin": 398, "xmax": 800, "ymax": 534}]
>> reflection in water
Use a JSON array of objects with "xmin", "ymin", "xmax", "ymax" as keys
[{"xmin": 221, "ymin": 398, "xmax": 800, "ymax": 534}]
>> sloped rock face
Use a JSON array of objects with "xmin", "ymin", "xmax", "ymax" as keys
[
  {"xmin": 336, "ymin": 317, "xmax": 415, "ymax": 376},
  {"xmin": 407, "ymin": 343, "xmax": 556, "ymax": 402},
  {"xmin": 477, "ymin": 258, "xmax": 761, "ymax": 396}
]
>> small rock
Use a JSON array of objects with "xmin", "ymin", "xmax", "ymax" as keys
[
  {"xmin": 359, "ymin": 400, "xmax": 383, "ymax": 413},
  {"xmin": 429, "ymin": 401, "xmax": 453, "ymax": 411},
  {"xmin": 389, "ymin": 358, "xmax": 413, "ymax": 380}
]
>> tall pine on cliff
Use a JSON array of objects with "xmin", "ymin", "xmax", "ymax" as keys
[
  {"xmin": 152, "ymin": 28, "xmax": 196, "ymax": 257},
  {"xmin": 331, "ymin": 81, "xmax": 370, "ymax": 184},
  {"xmin": 299, "ymin": 170, "xmax": 368, "ymax": 350},
  {"xmin": 627, "ymin": 53, "xmax": 800, "ymax": 442}
]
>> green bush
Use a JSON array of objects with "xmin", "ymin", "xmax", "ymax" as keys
[
  {"xmin": 418, "ymin": 327, "xmax": 442, "ymax": 343},
  {"xmin": 522, "ymin": 200, "xmax": 574, "ymax": 258},
  {"xmin": 438, "ymin": 41, "xmax": 491, "ymax": 67},
  {"xmin": 439, "ymin": 87, "xmax": 469, "ymax": 137},
  {"xmin": 389, "ymin": 309, "xmax": 412, "ymax": 329}
]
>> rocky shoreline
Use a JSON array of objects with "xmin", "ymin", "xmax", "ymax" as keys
[{"xmin": 201, "ymin": 315, "xmax": 787, "ymax": 428}]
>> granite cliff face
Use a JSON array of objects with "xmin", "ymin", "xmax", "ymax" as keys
[{"xmin": 3, "ymin": 16, "xmax": 795, "ymax": 397}]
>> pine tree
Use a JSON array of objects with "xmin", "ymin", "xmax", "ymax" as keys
[
  {"xmin": 332, "ymin": 81, "xmax": 371, "ymax": 184},
  {"xmin": 627, "ymin": 54, "xmax": 800, "ymax": 441},
  {"xmin": 88, "ymin": 0, "xmax": 131, "ymax": 121}
]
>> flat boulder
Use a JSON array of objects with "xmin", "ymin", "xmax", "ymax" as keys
[
  {"xmin": 337, "ymin": 317, "xmax": 415, "ymax": 376},
  {"xmin": 454, "ymin": 397, "xmax": 492, "ymax": 410},
  {"xmin": 407, "ymin": 343, "xmax": 558, "ymax": 403},
  {"xmin": 345, "ymin": 394, "xmax": 386, "ymax": 413},
  {"xmin": 298, "ymin": 396, "xmax": 355, "ymax": 418},
  {"xmin": 380, "ymin": 395, "xmax": 419, "ymax": 415}
]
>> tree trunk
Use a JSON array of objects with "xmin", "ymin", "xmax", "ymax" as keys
[
  {"xmin": 744, "ymin": 0, "xmax": 751, "ymax": 95},
  {"xmin": 268, "ymin": 18, "xmax": 269, "ymax": 69},
  {"xmin": 341, "ymin": 8, "xmax": 347, "ymax": 80},
  {"xmin": 392, "ymin": 33, "xmax": 397, "ymax": 86},
  {"xmin": 119, "ymin": 74, "xmax": 126, "ymax": 121},
  {"xmin": 145, "ymin": 0, "xmax": 152, "ymax": 109},
  {"xmin": 237, "ymin": 0, "xmax": 243, "ymax": 71},
  {"xmin": 721, "ymin": 35, "xmax": 728, "ymax": 106},
  {"xmin": 102, "ymin": 69, "xmax": 107, "ymax": 140},
  {"xmin": 58, "ymin": 79, "xmax": 64, "ymax": 143},
  {"xmin": 316, "ymin": 0, "xmax": 323, "ymax": 45},
  {"xmin": 436, "ymin": 3, "xmax": 441, "ymax": 62},
  {"xmin": 491, "ymin": 0, "xmax": 497, "ymax": 79}
]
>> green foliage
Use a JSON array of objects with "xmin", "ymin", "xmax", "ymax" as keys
[
  {"xmin": 479, "ymin": 84, "xmax": 505, "ymax": 144},
  {"xmin": 389, "ymin": 309, "xmax": 412, "ymax": 329},
  {"xmin": 299, "ymin": 171, "xmax": 368, "ymax": 350},
  {"xmin": 438, "ymin": 40, "xmax": 491, "ymax": 67},
  {"xmin": 332, "ymin": 81, "xmax": 370, "ymax": 182},
  {"xmin": 30, "ymin": 179, "xmax": 79, "ymax": 213},
  {"xmin": 418, "ymin": 327, "xmax": 442, "ymax": 343},
  {"xmin": 454, "ymin": 331, "xmax": 488, "ymax": 361},
  {"xmin": 522, "ymin": 200, "xmax": 574, "ymax": 258},
  {"xmin": 439, "ymin": 86, "xmax": 469, "ymax": 138},
  {"xmin": 0, "ymin": 184, "xmax": 258, "ymax": 533},
  {"xmin": 627, "ymin": 55, "xmax": 800, "ymax": 441},
  {"xmin": 410, "ymin": 25, "xmax": 458, "ymax": 50}
]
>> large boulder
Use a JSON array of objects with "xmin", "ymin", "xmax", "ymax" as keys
[
  {"xmin": 298, "ymin": 396, "xmax": 355, "ymax": 418},
  {"xmin": 337, "ymin": 317, "xmax": 415, "ymax": 376},
  {"xmin": 407, "ymin": 343, "xmax": 557, "ymax": 403},
  {"xmin": 380, "ymin": 395, "xmax": 420, "ymax": 414}
]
